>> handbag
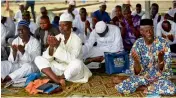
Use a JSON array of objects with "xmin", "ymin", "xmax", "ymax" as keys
[{"xmin": 104, "ymin": 51, "xmax": 129, "ymax": 74}]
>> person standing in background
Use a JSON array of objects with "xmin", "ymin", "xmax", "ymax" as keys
[{"xmin": 25, "ymin": 0, "xmax": 36, "ymax": 23}]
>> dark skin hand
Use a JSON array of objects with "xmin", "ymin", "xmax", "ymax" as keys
[
  {"xmin": 18, "ymin": 45, "xmax": 25, "ymax": 55},
  {"xmin": 158, "ymin": 49, "xmax": 165, "ymax": 71},
  {"xmin": 47, "ymin": 35, "xmax": 61, "ymax": 56},
  {"xmin": 162, "ymin": 34, "xmax": 174, "ymax": 42},
  {"xmin": 85, "ymin": 20, "xmax": 92, "ymax": 36},
  {"xmin": 12, "ymin": 45, "xmax": 18, "ymax": 61},
  {"xmin": 85, "ymin": 56, "xmax": 104, "ymax": 64},
  {"xmin": 167, "ymin": 34, "xmax": 174, "ymax": 42},
  {"xmin": 131, "ymin": 49, "xmax": 142, "ymax": 75}
]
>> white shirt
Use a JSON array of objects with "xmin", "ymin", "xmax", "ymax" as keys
[
  {"xmin": 132, "ymin": 10, "xmax": 145, "ymax": 17},
  {"xmin": 4, "ymin": 17, "xmax": 16, "ymax": 37},
  {"xmin": 64, "ymin": 9, "xmax": 79, "ymax": 18},
  {"xmin": 156, "ymin": 20, "xmax": 176, "ymax": 45},
  {"xmin": 73, "ymin": 15, "xmax": 92, "ymax": 43},
  {"xmin": 14, "ymin": 10, "xmax": 22, "ymax": 22},
  {"xmin": 15, "ymin": 21, "xmax": 38, "ymax": 36},
  {"xmin": 43, "ymin": 32, "xmax": 82, "ymax": 64},
  {"xmin": 8, "ymin": 36, "xmax": 41, "ymax": 63},
  {"xmin": 110, "ymin": 8, "xmax": 116, "ymax": 19},
  {"xmin": 1, "ymin": 23, "xmax": 10, "ymax": 46},
  {"xmin": 83, "ymin": 24, "xmax": 124, "ymax": 57},
  {"xmin": 168, "ymin": 8, "xmax": 176, "ymax": 17}
]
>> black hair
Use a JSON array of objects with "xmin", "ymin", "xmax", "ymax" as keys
[
  {"xmin": 162, "ymin": 20, "xmax": 171, "ymax": 27},
  {"xmin": 1, "ymin": 16, "xmax": 7, "ymax": 24},
  {"xmin": 80, "ymin": 7, "xmax": 87, "ymax": 12},
  {"xmin": 136, "ymin": 3, "xmax": 141, "ymax": 8},
  {"xmin": 151, "ymin": 3, "xmax": 159, "ymax": 9},
  {"xmin": 115, "ymin": 5, "xmax": 121, "ymax": 10},
  {"xmin": 40, "ymin": 15, "xmax": 49, "ymax": 20}
]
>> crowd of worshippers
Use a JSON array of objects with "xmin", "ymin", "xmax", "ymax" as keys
[{"xmin": 1, "ymin": 0, "xmax": 176, "ymax": 95}]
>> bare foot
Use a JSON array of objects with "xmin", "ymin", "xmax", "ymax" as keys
[
  {"xmin": 59, "ymin": 78, "xmax": 66, "ymax": 90},
  {"xmin": 112, "ymin": 76, "xmax": 123, "ymax": 84}
]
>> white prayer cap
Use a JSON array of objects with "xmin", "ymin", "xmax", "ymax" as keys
[
  {"xmin": 59, "ymin": 13, "xmax": 73, "ymax": 22},
  {"xmin": 95, "ymin": 21, "xmax": 107, "ymax": 34},
  {"xmin": 69, "ymin": 1, "xmax": 76, "ymax": 5},
  {"xmin": 101, "ymin": 2, "xmax": 106, "ymax": 6},
  {"xmin": 19, "ymin": 3, "xmax": 24, "ymax": 6}
]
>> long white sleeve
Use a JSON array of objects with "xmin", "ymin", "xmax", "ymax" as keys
[
  {"xmin": 20, "ymin": 39, "xmax": 41, "ymax": 63},
  {"xmin": 42, "ymin": 47, "xmax": 56, "ymax": 62},
  {"xmin": 82, "ymin": 31, "xmax": 96, "ymax": 57},
  {"xmin": 53, "ymin": 35, "xmax": 82, "ymax": 63},
  {"xmin": 156, "ymin": 22, "xmax": 162, "ymax": 37},
  {"xmin": 108, "ymin": 26, "xmax": 124, "ymax": 52}
]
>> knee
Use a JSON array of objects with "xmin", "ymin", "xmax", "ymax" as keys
[
  {"xmin": 34, "ymin": 56, "xmax": 43, "ymax": 65},
  {"xmin": 22, "ymin": 63, "xmax": 33, "ymax": 71},
  {"xmin": 69, "ymin": 59, "xmax": 82, "ymax": 68}
]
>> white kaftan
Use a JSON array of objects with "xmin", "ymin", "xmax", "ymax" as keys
[
  {"xmin": 34, "ymin": 32, "xmax": 92, "ymax": 83},
  {"xmin": 1, "ymin": 36, "xmax": 41, "ymax": 80},
  {"xmin": 156, "ymin": 20, "xmax": 176, "ymax": 45},
  {"xmin": 83, "ymin": 24, "xmax": 124, "ymax": 59},
  {"xmin": 73, "ymin": 15, "xmax": 92, "ymax": 43}
]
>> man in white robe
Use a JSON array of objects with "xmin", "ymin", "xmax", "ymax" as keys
[
  {"xmin": 73, "ymin": 8, "xmax": 92, "ymax": 44},
  {"xmin": 34, "ymin": 13, "xmax": 92, "ymax": 87},
  {"xmin": 14, "ymin": 4, "xmax": 25, "ymax": 22},
  {"xmin": 167, "ymin": 1, "xmax": 176, "ymax": 19},
  {"xmin": 64, "ymin": 1, "xmax": 79, "ymax": 19},
  {"xmin": 15, "ymin": 11, "xmax": 38, "ymax": 36},
  {"xmin": 1, "ymin": 20, "xmax": 41, "ymax": 83},
  {"xmin": 1, "ymin": 23, "xmax": 10, "ymax": 60},
  {"xmin": 82, "ymin": 21, "xmax": 124, "ymax": 66},
  {"xmin": 131, "ymin": 3, "xmax": 145, "ymax": 17},
  {"xmin": 156, "ymin": 20, "xmax": 176, "ymax": 53},
  {"xmin": 142, "ymin": 3, "xmax": 163, "ymax": 32}
]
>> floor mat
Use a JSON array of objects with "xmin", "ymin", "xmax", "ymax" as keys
[
  {"xmin": 71, "ymin": 75, "xmax": 146, "ymax": 97},
  {"xmin": 1, "ymin": 81, "xmax": 81, "ymax": 97}
]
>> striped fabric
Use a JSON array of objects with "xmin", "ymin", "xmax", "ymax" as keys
[{"xmin": 18, "ymin": 20, "xmax": 30, "ymax": 28}]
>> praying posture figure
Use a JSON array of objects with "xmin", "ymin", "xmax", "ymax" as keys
[
  {"xmin": 1, "ymin": 20, "xmax": 41, "ymax": 83},
  {"xmin": 34, "ymin": 13, "xmax": 92, "ymax": 88},
  {"xmin": 115, "ymin": 19, "xmax": 175, "ymax": 95},
  {"xmin": 83, "ymin": 21, "xmax": 123, "ymax": 66}
]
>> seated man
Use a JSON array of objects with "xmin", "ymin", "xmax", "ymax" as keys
[
  {"xmin": 92, "ymin": 2, "xmax": 111, "ymax": 28},
  {"xmin": 36, "ymin": 6, "xmax": 55, "ymax": 26},
  {"xmin": 83, "ymin": 21, "xmax": 124, "ymax": 66},
  {"xmin": 131, "ymin": 3, "xmax": 145, "ymax": 17},
  {"xmin": 34, "ymin": 15, "xmax": 59, "ymax": 53},
  {"xmin": 111, "ymin": 5, "xmax": 124, "ymax": 29},
  {"xmin": 115, "ymin": 19, "xmax": 175, "ymax": 95},
  {"xmin": 1, "ymin": 20, "xmax": 41, "ymax": 83},
  {"xmin": 156, "ymin": 20, "xmax": 176, "ymax": 53},
  {"xmin": 34, "ymin": 13, "xmax": 92, "ymax": 87},
  {"xmin": 1, "ymin": 22, "xmax": 10, "ymax": 60},
  {"xmin": 73, "ymin": 8, "xmax": 92, "ymax": 44}
]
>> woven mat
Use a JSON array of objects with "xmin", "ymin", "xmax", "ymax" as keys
[
  {"xmin": 1, "ymin": 81, "xmax": 81, "ymax": 97},
  {"xmin": 1, "ymin": 58, "xmax": 176, "ymax": 97},
  {"xmin": 71, "ymin": 75, "xmax": 146, "ymax": 97}
]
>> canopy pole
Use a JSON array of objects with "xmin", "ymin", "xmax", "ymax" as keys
[{"xmin": 145, "ymin": 1, "xmax": 151, "ymax": 18}]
